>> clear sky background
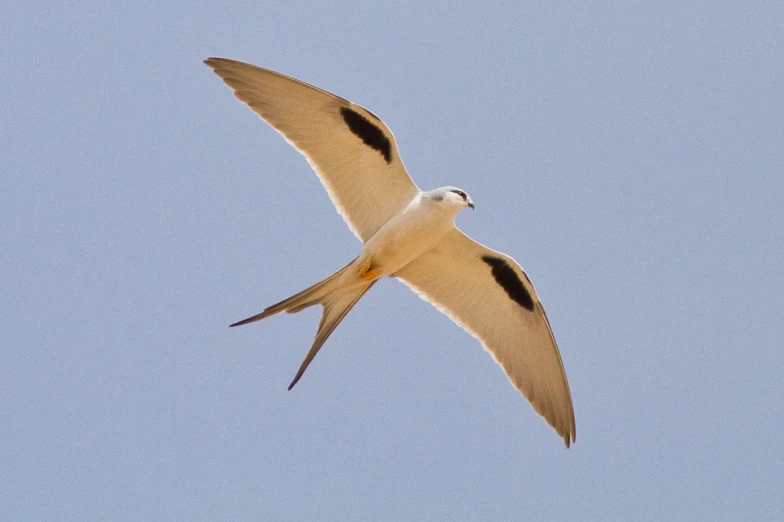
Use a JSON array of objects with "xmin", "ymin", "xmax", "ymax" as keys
[{"xmin": 2, "ymin": 2, "xmax": 782, "ymax": 520}]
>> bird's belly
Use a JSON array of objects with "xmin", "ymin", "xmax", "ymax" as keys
[{"xmin": 359, "ymin": 211, "xmax": 452, "ymax": 277}]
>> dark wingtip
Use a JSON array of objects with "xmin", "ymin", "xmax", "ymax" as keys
[
  {"xmin": 204, "ymin": 57, "xmax": 231, "ymax": 70},
  {"xmin": 563, "ymin": 430, "xmax": 576, "ymax": 448}
]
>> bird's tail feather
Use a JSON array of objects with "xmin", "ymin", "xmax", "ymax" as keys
[
  {"xmin": 229, "ymin": 257, "xmax": 377, "ymax": 389},
  {"xmin": 287, "ymin": 281, "xmax": 376, "ymax": 390},
  {"xmin": 229, "ymin": 258, "xmax": 357, "ymax": 327}
]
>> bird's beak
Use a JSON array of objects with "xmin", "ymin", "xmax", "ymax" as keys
[{"xmin": 467, "ymin": 200, "xmax": 475, "ymax": 210}]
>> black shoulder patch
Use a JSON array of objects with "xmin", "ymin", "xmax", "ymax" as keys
[
  {"xmin": 481, "ymin": 255, "xmax": 535, "ymax": 311},
  {"xmin": 340, "ymin": 107, "xmax": 392, "ymax": 163}
]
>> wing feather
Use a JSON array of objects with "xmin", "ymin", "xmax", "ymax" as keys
[
  {"xmin": 395, "ymin": 229, "xmax": 576, "ymax": 446},
  {"xmin": 204, "ymin": 58, "xmax": 419, "ymax": 242}
]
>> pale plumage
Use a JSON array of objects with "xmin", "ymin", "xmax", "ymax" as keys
[{"xmin": 205, "ymin": 57, "xmax": 576, "ymax": 446}]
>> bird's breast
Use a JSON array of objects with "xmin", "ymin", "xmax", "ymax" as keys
[{"xmin": 360, "ymin": 204, "xmax": 454, "ymax": 277}]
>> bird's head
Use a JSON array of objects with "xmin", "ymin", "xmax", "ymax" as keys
[{"xmin": 425, "ymin": 186, "xmax": 475, "ymax": 213}]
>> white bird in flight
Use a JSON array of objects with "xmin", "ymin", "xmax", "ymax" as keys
[{"xmin": 205, "ymin": 57, "xmax": 576, "ymax": 447}]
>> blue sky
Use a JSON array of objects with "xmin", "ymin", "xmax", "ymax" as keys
[{"xmin": 2, "ymin": 2, "xmax": 782, "ymax": 520}]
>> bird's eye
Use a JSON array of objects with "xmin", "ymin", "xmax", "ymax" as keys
[{"xmin": 451, "ymin": 190, "xmax": 467, "ymax": 201}]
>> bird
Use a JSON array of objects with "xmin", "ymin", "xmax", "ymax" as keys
[{"xmin": 204, "ymin": 57, "xmax": 576, "ymax": 447}]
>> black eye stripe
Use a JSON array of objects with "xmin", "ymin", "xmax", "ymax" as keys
[{"xmin": 451, "ymin": 190, "xmax": 467, "ymax": 200}]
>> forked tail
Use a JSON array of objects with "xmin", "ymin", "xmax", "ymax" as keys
[
  {"xmin": 285, "ymin": 281, "xmax": 376, "ymax": 389},
  {"xmin": 229, "ymin": 258, "xmax": 357, "ymax": 327},
  {"xmin": 230, "ymin": 258, "xmax": 377, "ymax": 389}
]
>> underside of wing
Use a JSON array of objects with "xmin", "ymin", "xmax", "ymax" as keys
[
  {"xmin": 204, "ymin": 57, "xmax": 420, "ymax": 242},
  {"xmin": 395, "ymin": 228, "xmax": 576, "ymax": 446}
]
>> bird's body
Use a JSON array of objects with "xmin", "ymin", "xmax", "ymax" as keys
[
  {"xmin": 205, "ymin": 57, "xmax": 577, "ymax": 446},
  {"xmin": 358, "ymin": 189, "xmax": 469, "ymax": 280}
]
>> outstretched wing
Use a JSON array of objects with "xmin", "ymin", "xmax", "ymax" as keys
[
  {"xmin": 205, "ymin": 58, "xmax": 420, "ymax": 242},
  {"xmin": 395, "ymin": 228, "xmax": 576, "ymax": 447}
]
